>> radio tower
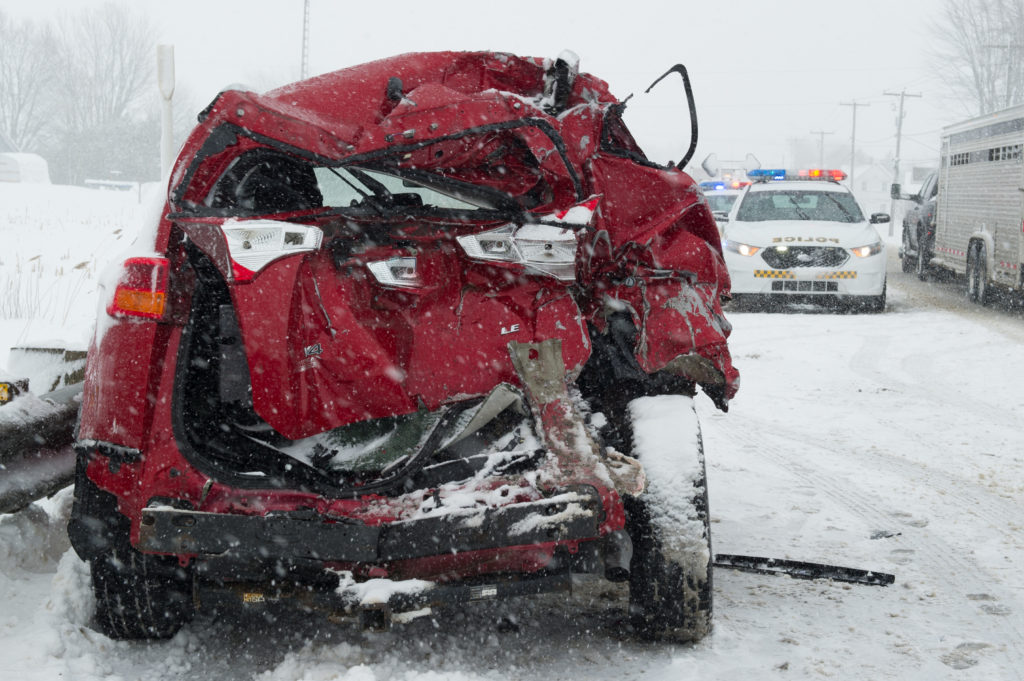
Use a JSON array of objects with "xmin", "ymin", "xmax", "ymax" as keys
[{"xmin": 301, "ymin": 0, "xmax": 311, "ymax": 79}]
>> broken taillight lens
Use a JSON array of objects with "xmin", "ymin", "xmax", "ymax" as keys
[
  {"xmin": 367, "ymin": 256, "xmax": 421, "ymax": 289},
  {"xmin": 107, "ymin": 257, "xmax": 170, "ymax": 320},
  {"xmin": 456, "ymin": 197, "xmax": 599, "ymax": 281},
  {"xmin": 221, "ymin": 219, "xmax": 323, "ymax": 282}
]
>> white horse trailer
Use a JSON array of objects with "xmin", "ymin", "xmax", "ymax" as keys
[{"xmin": 932, "ymin": 105, "xmax": 1024, "ymax": 304}]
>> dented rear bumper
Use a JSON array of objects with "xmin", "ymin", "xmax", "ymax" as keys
[{"xmin": 138, "ymin": 485, "xmax": 604, "ymax": 566}]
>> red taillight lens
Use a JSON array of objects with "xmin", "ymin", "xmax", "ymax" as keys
[{"xmin": 107, "ymin": 257, "xmax": 170, "ymax": 320}]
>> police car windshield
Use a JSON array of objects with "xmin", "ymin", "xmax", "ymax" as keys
[
  {"xmin": 736, "ymin": 190, "xmax": 864, "ymax": 223},
  {"xmin": 706, "ymin": 194, "xmax": 738, "ymax": 212}
]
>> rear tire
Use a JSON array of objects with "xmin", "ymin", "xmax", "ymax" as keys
[
  {"xmin": 620, "ymin": 398, "xmax": 713, "ymax": 643},
  {"xmin": 900, "ymin": 228, "xmax": 915, "ymax": 273},
  {"xmin": 91, "ymin": 546, "xmax": 194, "ymax": 640},
  {"xmin": 73, "ymin": 464, "xmax": 194, "ymax": 640},
  {"xmin": 915, "ymin": 232, "xmax": 929, "ymax": 281}
]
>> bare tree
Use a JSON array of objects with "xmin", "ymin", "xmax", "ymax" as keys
[
  {"xmin": 44, "ymin": 3, "xmax": 158, "ymax": 184},
  {"xmin": 931, "ymin": 0, "xmax": 1024, "ymax": 115},
  {"xmin": 0, "ymin": 11, "xmax": 56, "ymax": 151}
]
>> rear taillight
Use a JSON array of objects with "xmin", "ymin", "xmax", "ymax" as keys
[
  {"xmin": 107, "ymin": 257, "xmax": 170, "ymax": 320},
  {"xmin": 456, "ymin": 197, "xmax": 599, "ymax": 281},
  {"xmin": 367, "ymin": 256, "xmax": 421, "ymax": 289},
  {"xmin": 221, "ymin": 219, "xmax": 323, "ymax": 282}
]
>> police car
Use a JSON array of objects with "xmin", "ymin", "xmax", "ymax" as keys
[
  {"xmin": 722, "ymin": 169, "xmax": 889, "ymax": 311},
  {"xmin": 699, "ymin": 179, "xmax": 748, "ymax": 230}
]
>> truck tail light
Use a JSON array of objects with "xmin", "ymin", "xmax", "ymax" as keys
[{"xmin": 107, "ymin": 257, "xmax": 170, "ymax": 320}]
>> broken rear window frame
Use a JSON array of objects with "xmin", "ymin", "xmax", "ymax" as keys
[{"xmin": 170, "ymin": 119, "xmax": 584, "ymax": 222}]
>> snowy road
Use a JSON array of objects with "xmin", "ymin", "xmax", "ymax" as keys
[{"xmin": 3, "ymin": 264, "xmax": 1024, "ymax": 681}]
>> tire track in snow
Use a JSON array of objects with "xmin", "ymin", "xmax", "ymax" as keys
[
  {"xmin": 705, "ymin": 413, "xmax": 1024, "ymax": 678},
  {"xmin": 844, "ymin": 330, "xmax": 1024, "ymax": 530},
  {"xmin": 846, "ymin": 322, "xmax": 1022, "ymax": 433}
]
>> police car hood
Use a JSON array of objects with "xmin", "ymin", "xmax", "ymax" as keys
[{"xmin": 726, "ymin": 219, "xmax": 879, "ymax": 248}]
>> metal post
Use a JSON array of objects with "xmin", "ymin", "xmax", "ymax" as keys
[
  {"xmin": 884, "ymin": 90, "xmax": 922, "ymax": 235},
  {"xmin": 301, "ymin": 0, "xmax": 311, "ymax": 79},
  {"xmin": 840, "ymin": 100, "xmax": 869, "ymax": 191},
  {"xmin": 157, "ymin": 45, "xmax": 175, "ymax": 179}
]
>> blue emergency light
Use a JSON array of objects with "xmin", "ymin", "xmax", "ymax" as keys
[
  {"xmin": 747, "ymin": 168, "xmax": 847, "ymax": 181},
  {"xmin": 699, "ymin": 180, "xmax": 751, "ymax": 190},
  {"xmin": 747, "ymin": 169, "xmax": 788, "ymax": 180}
]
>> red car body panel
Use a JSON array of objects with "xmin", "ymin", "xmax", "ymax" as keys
[{"xmin": 74, "ymin": 51, "xmax": 736, "ymax": 598}]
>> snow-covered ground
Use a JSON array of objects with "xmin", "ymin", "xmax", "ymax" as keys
[{"xmin": 2, "ymin": 184, "xmax": 1023, "ymax": 680}]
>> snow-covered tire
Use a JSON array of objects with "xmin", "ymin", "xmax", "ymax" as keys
[
  {"xmin": 860, "ymin": 282, "xmax": 886, "ymax": 314},
  {"xmin": 915, "ymin": 233, "xmax": 930, "ymax": 281},
  {"xmin": 622, "ymin": 395, "xmax": 713, "ymax": 643},
  {"xmin": 70, "ymin": 461, "xmax": 194, "ymax": 639},
  {"xmin": 966, "ymin": 242, "xmax": 989, "ymax": 305},
  {"xmin": 91, "ymin": 545, "xmax": 194, "ymax": 640},
  {"xmin": 900, "ymin": 228, "xmax": 915, "ymax": 273}
]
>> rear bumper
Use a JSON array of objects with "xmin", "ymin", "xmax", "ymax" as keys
[{"xmin": 138, "ymin": 485, "xmax": 605, "ymax": 569}]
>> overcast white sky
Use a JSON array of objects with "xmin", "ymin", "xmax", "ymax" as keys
[{"xmin": 6, "ymin": 0, "xmax": 957, "ymax": 174}]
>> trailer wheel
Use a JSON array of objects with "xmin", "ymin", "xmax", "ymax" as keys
[
  {"xmin": 967, "ymin": 242, "xmax": 989, "ymax": 305},
  {"xmin": 619, "ymin": 398, "xmax": 713, "ymax": 643},
  {"xmin": 900, "ymin": 228, "xmax": 915, "ymax": 273},
  {"xmin": 91, "ymin": 546, "xmax": 194, "ymax": 640}
]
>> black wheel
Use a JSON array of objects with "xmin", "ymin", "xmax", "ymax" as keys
[
  {"xmin": 915, "ymin": 232, "xmax": 929, "ymax": 281},
  {"xmin": 863, "ymin": 282, "xmax": 887, "ymax": 313},
  {"xmin": 91, "ymin": 545, "xmax": 194, "ymax": 640},
  {"xmin": 966, "ymin": 242, "xmax": 989, "ymax": 305},
  {"xmin": 621, "ymin": 398, "xmax": 713, "ymax": 643},
  {"xmin": 71, "ymin": 462, "xmax": 194, "ymax": 640},
  {"xmin": 900, "ymin": 228, "xmax": 915, "ymax": 273}
]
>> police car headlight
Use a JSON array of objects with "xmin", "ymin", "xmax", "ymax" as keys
[
  {"xmin": 850, "ymin": 242, "xmax": 883, "ymax": 258},
  {"xmin": 724, "ymin": 240, "xmax": 760, "ymax": 257}
]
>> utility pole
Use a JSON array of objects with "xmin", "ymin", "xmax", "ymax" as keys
[
  {"xmin": 840, "ymin": 100, "xmax": 869, "ymax": 191},
  {"xmin": 301, "ymin": 0, "xmax": 311, "ymax": 79},
  {"xmin": 884, "ymin": 89, "xmax": 922, "ymax": 236},
  {"xmin": 810, "ymin": 130, "xmax": 834, "ymax": 167}
]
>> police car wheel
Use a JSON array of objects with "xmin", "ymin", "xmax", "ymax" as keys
[{"xmin": 867, "ymin": 283, "xmax": 887, "ymax": 313}]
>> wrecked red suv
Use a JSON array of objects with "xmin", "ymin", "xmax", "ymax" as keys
[{"xmin": 68, "ymin": 51, "xmax": 737, "ymax": 642}]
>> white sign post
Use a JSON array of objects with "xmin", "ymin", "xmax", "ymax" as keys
[{"xmin": 157, "ymin": 45, "xmax": 175, "ymax": 179}]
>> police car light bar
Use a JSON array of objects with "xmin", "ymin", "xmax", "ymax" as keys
[
  {"xmin": 747, "ymin": 168, "xmax": 847, "ymax": 181},
  {"xmin": 700, "ymin": 180, "xmax": 752, "ymax": 190}
]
